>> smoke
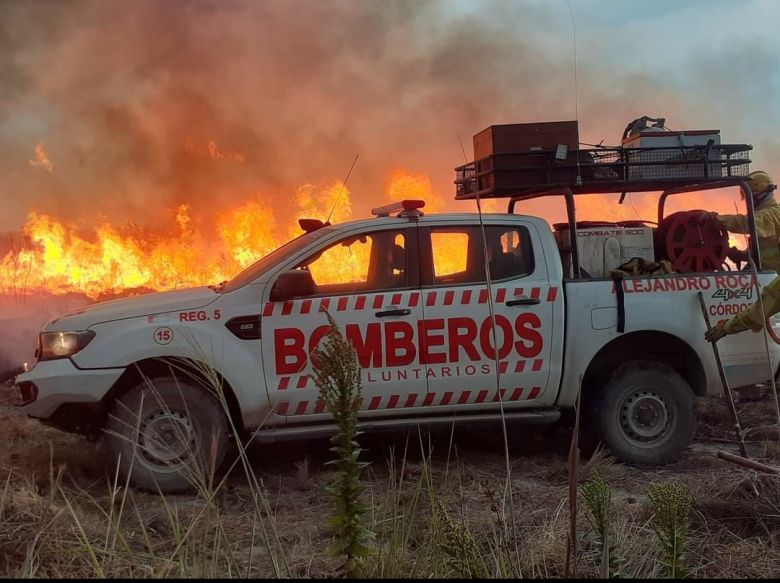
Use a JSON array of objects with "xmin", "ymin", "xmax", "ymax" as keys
[
  {"xmin": 0, "ymin": 0, "xmax": 772, "ymax": 233},
  {"xmin": 0, "ymin": 0, "xmax": 778, "ymax": 233}
]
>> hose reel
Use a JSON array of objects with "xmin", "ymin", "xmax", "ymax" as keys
[{"xmin": 656, "ymin": 210, "xmax": 729, "ymax": 272}]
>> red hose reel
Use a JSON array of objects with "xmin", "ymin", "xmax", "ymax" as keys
[{"xmin": 656, "ymin": 210, "xmax": 729, "ymax": 272}]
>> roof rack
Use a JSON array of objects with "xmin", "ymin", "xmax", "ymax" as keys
[
  {"xmin": 453, "ymin": 143, "xmax": 761, "ymax": 279},
  {"xmin": 454, "ymin": 144, "xmax": 752, "ymax": 200}
]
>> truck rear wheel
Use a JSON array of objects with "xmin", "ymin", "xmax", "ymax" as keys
[
  {"xmin": 590, "ymin": 361, "xmax": 696, "ymax": 465},
  {"xmin": 104, "ymin": 376, "xmax": 229, "ymax": 493}
]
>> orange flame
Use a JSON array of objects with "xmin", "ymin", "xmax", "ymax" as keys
[
  {"xmin": 0, "ymin": 179, "xmax": 384, "ymax": 298},
  {"xmin": 28, "ymin": 142, "xmax": 53, "ymax": 172},
  {"xmin": 1, "ymin": 167, "xmax": 751, "ymax": 300}
]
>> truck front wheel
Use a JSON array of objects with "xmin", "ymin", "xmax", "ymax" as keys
[
  {"xmin": 104, "ymin": 376, "xmax": 229, "ymax": 493},
  {"xmin": 590, "ymin": 361, "xmax": 696, "ymax": 465}
]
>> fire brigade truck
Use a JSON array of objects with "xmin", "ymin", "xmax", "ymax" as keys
[{"xmin": 14, "ymin": 120, "xmax": 780, "ymax": 492}]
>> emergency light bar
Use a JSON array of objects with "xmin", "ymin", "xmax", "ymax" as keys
[
  {"xmin": 371, "ymin": 199, "xmax": 426, "ymax": 217},
  {"xmin": 298, "ymin": 218, "xmax": 330, "ymax": 233}
]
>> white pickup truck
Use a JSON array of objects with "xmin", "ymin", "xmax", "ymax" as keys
[{"xmin": 14, "ymin": 199, "xmax": 780, "ymax": 492}]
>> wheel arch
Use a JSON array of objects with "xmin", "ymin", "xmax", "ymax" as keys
[
  {"xmin": 104, "ymin": 356, "xmax": 247, "ymax": 438},
  {"xmin": 582, "ymin": 331, "xmax": 706, "ymax": 399}
]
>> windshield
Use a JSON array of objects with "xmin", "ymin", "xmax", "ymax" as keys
[{"xmin": 220, "ymin": 228, "xmax": 333, "ymax": 293}]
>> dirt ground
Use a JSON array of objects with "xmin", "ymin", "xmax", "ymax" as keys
[{"xmin": 1, "ymin": 379, "xmax": 779, "ymax": 578}]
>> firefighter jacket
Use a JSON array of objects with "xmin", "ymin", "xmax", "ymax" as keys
[
  {"xmin": 718, "ymin": 196, "xmax": 780, "ymax": 272},
  {"xmin": 724, "ymin": 274, "xmax": 780, "ymax": 334}
]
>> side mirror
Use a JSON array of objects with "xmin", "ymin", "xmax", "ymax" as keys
[{"xmin": 270, "ymin": 270, "xmax": 316, "ymax": 302}]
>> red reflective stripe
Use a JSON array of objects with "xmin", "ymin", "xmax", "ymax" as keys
[
  {"xmin": 499, "ymin": 361, "xmax": 509, "ymax": 374},
  {"xmin": 387, "ymin": 395, "xmax": 399, "ymax": 408},
  {"xmin": 496, "ymin": 288, "xmax": 507, "ymax": 303},
  {"xmin": 476, "ymin": 389, "xmax": 488, "ymax": 403},
  {"xmin": 528, "ymin": 387, "xmax": 541, "ymax": 399},
  {"xmin": 461, "ymin": 289, "xmax": 472, "ymax": 304},
  {"xmin": 314, "ymin": 400, "xmax": 326, "ymax": 414},
  {"xmin": 478, "ymin": 289, "xmax": 488, "ymax": 303},
  {"xmin": 300, "ymin": 299, "xmax": 312, "ymax": 315},
  {"xmin": 296, "ymin": 376, "xmax": 308, "ymax": 389},
  {"xmin": 409, "ymin": 292, "xmax": 420, "ymax": 307},
  {"xmin": 514, "ymin": 288, "xmax": 525, "ymax": 297},
  {"xmin": 532, "ymin": 359, "xmax": 543, "ymax": 372},
  {"xmin": 510, "ymin": 388, "xmax": 523, "ymax": 401},
  {"xmin": 319, "ymin": 298, "xmax": 331, "ymax": 312},
  {"xmin": 443, "ymin": 290, "xmax": 454, "ymax": 305},
  {"xmin": 515, "ymin": 361, "xmax": 526, "ymax": 373},
  {"xmin": 282, "ymin": 301, "xmax": 293, "ymax": 316},
  {"xmin": 458, "ymin": 391, "xmax": 471, "ymax": 405},
  {"xmin": 337, "ymin": 297, "xmax": 348, "ymax": 311},
  {"xmin": 276, "ymin": 402, "xmax": 289, "ymax": 415},
  {"xmin": 355, "ymin": 295, "xmax": 367, "ymax": 310},
  {"xmin": 547, "ymin": 287, "xmax": 558, "ymax": 302},
  {"xmin": 278, "ymin": 377, "xmax": 290, "ymax": 390},
  {"xmin": 426, "ymin": 292, "xmax": 437, "ymax": 307},
  {"xmin": 391, "ymin": 293, "xmax": 402, "ymax": 306},
  {"xmin": 295, "ymin": 401, "xmax": 309, "ymax": 415},
  {"xmin": 369, "ymin": 396, "xmax": 382, "ymax": 410},
  {"xmin": 263, "ymin": 303, "xmax": 275, "ymax": 317},
  {"xmin": 492, "ymin": 389, "xmax": 506, "ymax": 402},
  {"xmin": 405, "ymin": 394, "xmax": 417, "ymax": 408},
  {"xmin": 440, "ymin": 391, "xmax": 453, "ymax": 405},
  {"xmin": 373, "ymin": 295, "xmax": 384, "ymax": 309},
  {"xmin": 423, "ymin": 393, "xmax": 435, "ymax": 406},
  {"xmin": 530, "ymin": 287, "xmax": 541, "ymax": 300}
]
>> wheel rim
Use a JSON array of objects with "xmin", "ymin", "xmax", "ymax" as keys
[
  {"xmin": 618, "ymin": 387, "xmax": 675, "ymax": 447},
  {"xmin": 138, "ymin": 409, "xmax": 197, "ymax": 470}
]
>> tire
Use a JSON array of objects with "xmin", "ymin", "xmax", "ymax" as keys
[
  {"xmin": 104, "ymin": 376, "xmax": 229, "ymax": 493},
  {"xmin": 589, "ymin": 361, "xmax": 696, "ymax": 465}
]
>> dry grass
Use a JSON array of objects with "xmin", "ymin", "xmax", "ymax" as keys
[{"xmin": 1, "ymin": 378, "xmax": 780, "ymax": 578}]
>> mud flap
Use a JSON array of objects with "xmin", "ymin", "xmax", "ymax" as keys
[{"xmin": 611, "ymin": 274, "xmax": 626, "ymax": 333}]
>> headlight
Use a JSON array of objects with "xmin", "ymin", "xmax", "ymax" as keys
[{"xmin": 38, "ymin": 331, "xmax": 96, "ymax": 361}]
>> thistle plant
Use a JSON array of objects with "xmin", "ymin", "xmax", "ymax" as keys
[
  {"xmin": 648, "ymin": 481, "xmax": 692, "ymax": 579},
  {"xmin": 581, "ymin": 470, "xmax": 623, "ymax": 578},
  {"xmin": 431, "ymin": 499, "xmax": 488, "ymax": 579},
  {"xmin": 311, "ymin": 311, "xmax": 373, "ymax": 577}
]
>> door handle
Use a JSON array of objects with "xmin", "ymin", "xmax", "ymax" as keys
[
  {"xmin": 506, "ymin": 298, "xmax": 540, "ymax": 306},
  {"xmin": 375, "ymin": 308, "xmax": 411, "ymax": 317}
]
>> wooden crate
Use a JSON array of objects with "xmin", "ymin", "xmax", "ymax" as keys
[{"xmin": 473, "ymin": 121, "xmax": 579, "ymax": 160}]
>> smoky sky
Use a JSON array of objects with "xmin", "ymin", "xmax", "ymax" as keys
[{"xmin": 1, "ymin": 0, "xmax": 779, "ymax": 233}]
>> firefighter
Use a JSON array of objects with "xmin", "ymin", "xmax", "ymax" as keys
[
  {"xmin": 705, "ymin": 275, "xmax": 780, "ymax": 342},
  {"xmin": 711, "ymin": 170, "xmax": 780, "ymax": 271},
  {"xmin": 704, "ymin": 171, "xmax": 780, "ymax": 342}
]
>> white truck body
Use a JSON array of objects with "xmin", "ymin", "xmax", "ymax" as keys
[{"xmin": 14, "ymin": 211, "xmax": 780, "ymax": 484}]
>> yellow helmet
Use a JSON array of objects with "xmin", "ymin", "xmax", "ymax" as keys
[{"xmin": 747, "ymin": 170, "xmax": 774, "ymax": 195}]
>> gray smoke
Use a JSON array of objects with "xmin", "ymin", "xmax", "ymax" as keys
[{"xmin": 2, "ymin": 0, "xmax": 777, "ymax": 233}]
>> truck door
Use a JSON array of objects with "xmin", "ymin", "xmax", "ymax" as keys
[
  {"xmin": 261, "ymin": 225, "xmax": 427, "ymax": 421},
  {"xmin": 418, "ymin": 222, "xmax": 560, "ymax": 410}
]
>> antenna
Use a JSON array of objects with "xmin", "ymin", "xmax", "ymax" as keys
[
  {"xmin": 462, "ymin": 125, "xmax": 520, "ymax": 545},
  {"xmin": 325, "ymin": 154, "xmax": 360, "ymax": 224},
  {"xmin": 457, "ymin": 134, "xmax": 468, "ymax": 163},
  {"xmin": 565, "ymin": 0, "xmax": 582, "ymax": 186}
]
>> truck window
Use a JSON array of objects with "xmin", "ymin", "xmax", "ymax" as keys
[
  {"xmin": 427, "ymin": 225, "xmax": 534, "ymax": 285},
  {"xmin": 295, "ymin": 229, "xmax": 411, "ymax": 295}
]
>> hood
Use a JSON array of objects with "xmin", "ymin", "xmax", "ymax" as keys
[{"xmin": 44, "ymin": 287, "xmax": 219, "ymax": 331}]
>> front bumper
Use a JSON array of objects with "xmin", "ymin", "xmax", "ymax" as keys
[{"xmin": 15, "ymin": 359, "xmax": 125, "ymax": 419}]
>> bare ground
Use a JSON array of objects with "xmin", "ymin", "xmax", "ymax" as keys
[{"xmin": 1, "ymin": 381, "xmax": 779, "ymax": 578}]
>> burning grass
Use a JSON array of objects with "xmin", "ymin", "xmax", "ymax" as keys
[{"xmin": 1, "ymin": 378, "xmax": 779, "ymax": 578}]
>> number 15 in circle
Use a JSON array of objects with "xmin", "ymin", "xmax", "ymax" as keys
[{"xmin": 154, "ymin": 327, "xmax": 173, "ymax": 345}]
